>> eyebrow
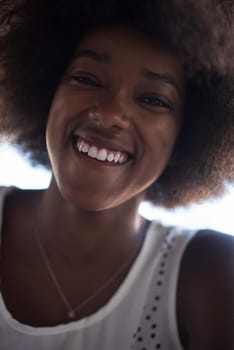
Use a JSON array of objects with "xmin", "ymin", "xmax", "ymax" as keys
[
  {"xmin": 74, "ymin": 49, "xmax": 181, "ymax": 97},
  {"xmin": 142, "ymin": 69, "xmax": 181, "ymax": 98},
  {"xmin": 74, "ymin": 49, "xmax": 111, "ymax": 63}
]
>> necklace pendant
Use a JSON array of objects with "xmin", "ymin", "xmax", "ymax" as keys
[{"xmin": 68, "ymin": 310, "xmax": 76, "ymax": 319}]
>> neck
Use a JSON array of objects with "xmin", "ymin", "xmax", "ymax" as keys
[{"xmin": 35, "ymin": 180, "xmax": 148, "ymax": 261}]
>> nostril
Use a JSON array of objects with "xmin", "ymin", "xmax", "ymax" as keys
[
  {"xmin": 110, "ymin": 124, "xmax": 122, "ymax": 131},
  {"xmin": 91, "ymin": 117, "xmax": 101, "ymax": 129},
  {"xmin": 88, "ymin": 102, "xmax": 130, "ymax": 130}
]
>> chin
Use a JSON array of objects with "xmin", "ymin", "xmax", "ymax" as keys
[{"xmin": 57, "ymin": 184, "xmax": 118, "ymax": 212}]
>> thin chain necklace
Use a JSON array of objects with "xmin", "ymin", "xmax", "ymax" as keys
[{"xmin": 33, "ymin": 223, "xmax": 138, "ymax": 320}]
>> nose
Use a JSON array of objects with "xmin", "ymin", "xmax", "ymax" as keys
[{"xmin": 88, "ymin": 96, "xmax": 130, "ymax": 132}]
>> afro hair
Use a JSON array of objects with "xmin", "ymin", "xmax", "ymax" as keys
[{"xmin": 0, "ymin": 0, "xmax": 233, "ymax": 207}]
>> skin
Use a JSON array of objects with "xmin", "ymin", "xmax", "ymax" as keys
[
  {"xmin": 0, "ymin": 24, "xmax": 233, "ymax": 349},
  {"xmin": 176, "ymin": 230, "xmax": 234, "ymax": 350},
  {"xmin": 46, "ymin": 25, "xmax": 184, "ymax": 212}
]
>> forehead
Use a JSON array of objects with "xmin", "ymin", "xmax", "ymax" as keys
[{"xmin": 74, "ymin": 24, "xmax": 184, "ymax": 79}]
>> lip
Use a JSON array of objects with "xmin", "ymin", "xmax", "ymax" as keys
[
  {"xmin": 71, "ymin": 138, "xmax": 132, "ymax": 171},
  {"xmin": 72, "ymin": 130, "xmax": 135, "ymax": 157}
]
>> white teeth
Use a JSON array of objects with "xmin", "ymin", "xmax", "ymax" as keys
[
  {"xmin": 82, "ymin": 143, "xmax": 89, "ymax": 153},
  {"xmin": 107, "ymin": 153, "xmax": 114, "ymax": 162},
  {"xmin": 114, "ymin": 152, "xmax": 121, "ymax": 163},
  {"xmin": 97, "ymin": 149, "xmax": 107, "ymax": 161},
  {"xmin": 88, "ymin": 146, "xmax": 98, "ymax": 158},
  {"xmin": 76, "ymin": 137, "xmax": 128, "ymax": 164},
  {"xmin": 79, "ymin": 140, "xmax": 89, "ymax": 153},
  {"xmin": 119, "ymin": 154, "xmax": 125, "ymax": 164}
]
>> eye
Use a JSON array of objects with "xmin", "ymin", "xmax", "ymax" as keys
[
  {"xmin": 70, "ymin": 72, "xmax": 103, "ymax": 87},
  {"xmin": 137, "ymin": 95, "xmax": 171, "ymax": 109}
]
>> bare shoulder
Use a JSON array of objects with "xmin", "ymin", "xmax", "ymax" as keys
[
  {"xmin": 177, "ymin": 229, "xmax": 234, "ymax": 350},
  {"xmin": 1, "ymin": 188, "xmax": 43, "ymax": 256}
]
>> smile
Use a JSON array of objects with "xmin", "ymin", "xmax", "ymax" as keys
[{"xmin": 76, "ymin": 137, "xmax": 129, "ymax": 164}]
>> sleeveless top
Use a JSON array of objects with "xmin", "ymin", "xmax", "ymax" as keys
[{"xmin": 0, "ymin": 186, "xmax": 197, "ymax": 350}]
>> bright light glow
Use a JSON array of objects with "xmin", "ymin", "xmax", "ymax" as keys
[
  {"xmin": 0, "ymin": 142, "xmax": 233, "ymax": 235},
  {"xmin": 0, "ymin": 143, "xmax": 51, "ymax": 189},
  {"xmin": 139, "ymin": 187, "xmax": 234, "ymax": 235}
]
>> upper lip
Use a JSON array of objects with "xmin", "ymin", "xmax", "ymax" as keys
[{"xmin": 73, "ymin": 130, "xmax": 135, "ymax": 156}]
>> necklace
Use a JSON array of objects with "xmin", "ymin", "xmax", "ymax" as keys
[{"xmin": 34, "ymin": 224, "xmax": 138, "ymax": 320}]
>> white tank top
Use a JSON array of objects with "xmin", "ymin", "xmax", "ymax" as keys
[{"xmin": 0, "ymin": 186, "xmax": 197, "ymax": 350}]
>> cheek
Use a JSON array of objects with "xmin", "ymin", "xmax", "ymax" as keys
[
  {"xmin": 46, "ymin": 103, "xmax": 65, "ymax": 162},
  {"xmin": 46, "ymin": 92, "xmax": 65, "ymax": 134},
  {"xmin": 46, "ymin": 90, "xmax": 74, "ymax": 146},
  {"xmin": 148, "ymin": 117, "xmax": 180, "ymax": 155}
]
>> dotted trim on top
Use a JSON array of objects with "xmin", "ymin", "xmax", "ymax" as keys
[{"xmin": 130, "ymin": 230, "xmax": 178, "ymax": 350}]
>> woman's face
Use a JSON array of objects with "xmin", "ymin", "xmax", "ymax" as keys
[{"xmin": 46, "ymin": 24, "xmax": 184, "ymax": 211}]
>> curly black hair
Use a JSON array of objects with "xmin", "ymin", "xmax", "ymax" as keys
[{"xmin": 0, "ymin": 0, "xmax": 233, "ymax": 207}]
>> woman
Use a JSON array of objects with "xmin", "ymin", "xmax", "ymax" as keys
[{"xmin": 0, "ymin": 0, "xmax": 233, "ymax": 349}]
